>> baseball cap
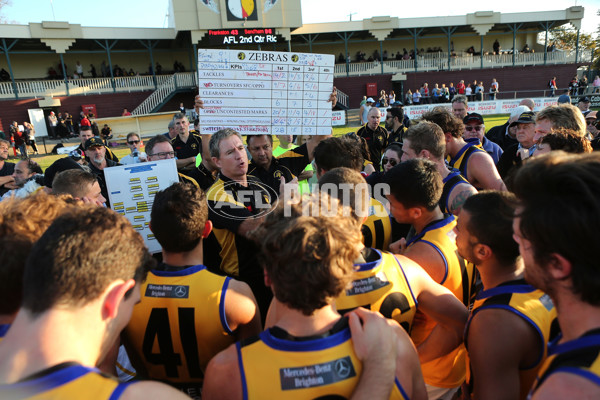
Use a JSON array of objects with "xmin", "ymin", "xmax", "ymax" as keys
[
  {"xmin": 69, "ymin": 149, "xmax": 83, "ymax": 161},
  {"xmin": 84, "ymin": 136, "xmax": 104, "ymax": 150},
  {"xmin": 509, "ymin": 111, "xmax": 536, "ymax": 128},
  {"xmin": 578, "ymin": 96, "xmax": 590, "ymax": 103},
  {"xmin": 366, "ymin": 97, "xmax": 375, "ymax": 103},
  {"xmin": 463, "ymin": 113, "xmax": 484, "ymax": 125},
  {"xmin": 585, "ymin": 111, "xmax": 597, "ymax": 120}
]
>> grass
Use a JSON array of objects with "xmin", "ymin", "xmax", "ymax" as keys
[{"xmin": 24, "ymin": 113, "xmax": 511, "ymax": 172}]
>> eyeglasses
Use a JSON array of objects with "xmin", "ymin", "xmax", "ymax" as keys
[
  {"xmin": 587, "ymin": 120, "xmax": 596, "ymax": 125},
  {"xmin": 382, "ymin": 158, "xmax": 398, "ymax": 167},
  {"xmin": 151, "ymin": 151, "xmax": 175, "ymax": 159},
  {"xmin": 128, "ymin": 140, "xmax": 140, "ymax": 145},
  {"xmin": 465, "ymin": 125, "xmax": 483, "ymax": 132}
]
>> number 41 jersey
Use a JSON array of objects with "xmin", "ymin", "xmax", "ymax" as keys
[{"xmin": 122, "ymin": 264, "xmax": 235, "ymax": 385}]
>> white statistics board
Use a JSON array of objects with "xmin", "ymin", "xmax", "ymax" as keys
[
  {"xmin": 197, "ymin": 49, "xmax": 334, "ymax": 135},
  {"xmin": 104, "ymin": 159, "xmax": 179, "ymax": 253},
  {"xmin": 27, "ymin": 108, "xmax": 48, "ymax": 138}
]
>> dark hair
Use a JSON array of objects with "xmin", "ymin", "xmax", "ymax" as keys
[
  {"xmin": 145, "ymin": 134, "xmax": 171, "ymax": 156},
  {"xmin": 20, "ymin": 159, "xmax": 42, "ymax": 175},
  {"xmin": 151, "ymin": 183, "xmax": 207, "ymax": 252},
  {"xmin": 512, "ymin": 152, "xmax": 600, "ymax": 306},
  {"xmin": 383, "ymin": 158, "xmax": 442, "ymax": 211},
  {"xmin": 462, "ymin": 191, "xmax": 519, "ymax": 266},
  {"xmin": 313, "ymin": 137, "xmax": 363, "ymax": 173},
  {"xmin": 246, "ymin": 134, "xmax": 273, "ymax": 147},
  {"xmin": 388, "ymin": 107, "xmax": 404, "ymax": 122},
  {"xmin": 384, "ymin": 142, "xmax": 403, "ymax": 159},
  {"xmin": 22, "ymin": 207, "xmax": 155, "ymax": 315},
  {"xmin": 422, "ymin": 107, "xmax": 464, "ymax": 138},
  {"xmin": 540, "ymin": 128, "xmax": 592, "ymax": 154}
]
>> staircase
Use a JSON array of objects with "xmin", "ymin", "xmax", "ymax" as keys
[{"xmin": 132, "ymin": 73, "xmax": 197, "ymax": 115}]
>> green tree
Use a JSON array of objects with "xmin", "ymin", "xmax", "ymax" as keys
[{"xmin": 547, "ymin": 26, "xmax": 594, "ymax": 52}]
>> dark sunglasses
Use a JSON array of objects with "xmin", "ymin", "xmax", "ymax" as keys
[
  {"xmin": 128, "ymin": 140, "xmax": 140, "ymax": 145},
  {"xmin": 382, "ymin": 158, "xmax": 398, "ymax": 167}
]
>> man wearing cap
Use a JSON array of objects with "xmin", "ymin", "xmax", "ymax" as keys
[
  {"xmin": 496, "ymin": 111, "xmax": 537, "ymax": 180},
  {"xmin": 85, "ymin": 136, "xmax": 120, "ymax": 207},
  {"xmin": 463, "ymin": 113, "xmax": 503, "ymax": 164},
  {"xmin": 585, "ymin": 111, "xmax": 599, "ymax": 141},
  {"xmin": 357, "ymin": 107, "xmax": 388, "ymax": 171},
  {"xmin": 360, "ymin": 97, "xmax": 374, "ymax": 125},
  {"xmin": 77, "ymin": 128, "xmax": 119, "ymax": 163},
  {"xmin": 577, "ymin": 97, "xmax": 591, "ymax": 117},
  {"xmin": 557, "ymin": 89, "xmax": 571, "ymax": 105}
]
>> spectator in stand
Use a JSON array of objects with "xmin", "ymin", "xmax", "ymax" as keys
[
  {"xmin": 593, "ymin": 75, "xmax": 600, "ymax": 93},
  {"xmin": 75, "ymin": 61, "xmax": 83, "ymax": 78},
  {"xmin": 465, "ymin": 83, "xmax": 473, "ymax": 101},
  {"xmin": 448, "ymin": 82, "xmax": 456, "ymax": 101},
  {"xmin": 47, "ymin": 111, "xmax": 58, "ymax": 139},
  {"xmin": 412, "ymin": 89, "xmax": 421, "ymax": 105},
  {"xmin": 378, "ymin": 90, "xmax": 388, "ymax": 107},
  {"xmin": 522, "ymin": 43, "xmax": 530, "ymax": 53},
  {"xmin": 432, "ymin": 83, "xmax": 441, "ymax": 103},
  {"xmin": 475, "ymin": 81, "xmax": 484, "ymax": 101},
  {"xmin": 569, "ymin": 76, "xmax": 579, "ymax": 96},
  {"xmin": 441, "ymin": 84, "xmax": 449, "ymax": 103},
  {"xmin": 463, "ymin": 113, "xmax": 503, "ymax": 164},
  {"xmin": 178, "ymin": 102, "xmax": 185, "ymax": 113},
  {"xmin": 11, "ymin": 122, "xmax": 27, "ymax": 159},
  {"xmin": 549, "ymin": 76, "xmax": 558, "ymax": 97},
  {"xmin": 100, "ymin": 124, "xmax": 112, "ymax": 141},
  {"xmin": 579, "ymin": 75, "xmax": 588, "ymax": 95},
  {"xmin": 388, "ymin": 90, "xmax": 396, "ymax": 104},
  {"xmin": 63, "ymin": 112, "xmax": 73, "ymax": 134},
  {"xmin": 489, "ymin": 78, "xmax": 499, "ymax": 100},
  {"xmin": 89, "ymin": 64, "xmax": 97, "ymax": 78},
  {"xmin": 493, "ymin": 39, "xmax": 500, "ymax": 54},
  {"xmin": 122, "ymin": 108, "xmax": 132, "ymax": 116},
  {"xmin": 23, "ymin": 122, "xmax": 38, "ymax": 155},
  {"xmin": 457, "ymin": 80, "xmax": 466, "ymax": 95},
  {"xmin": 404, "ymin": 89, "xmax": 412, "ymax": 105},
  {"xmin": 421, "ymin": 83, "xmax": 430, "ymax": 104}
]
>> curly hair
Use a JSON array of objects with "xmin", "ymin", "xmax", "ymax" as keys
[
  {"xmin": 540, "ymin": 128, "xmax": 592, "ymax": 154},
  {"xmin": 421, "ymin": 107, "xmax": 465, "ymax": 138},
  {"xmin": 251, "ymin": 192, "xmax": 362, "ymax": 315}
]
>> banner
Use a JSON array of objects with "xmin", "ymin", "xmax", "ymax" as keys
[{"xmin": 404, "ymin": 97, "xmax": 560, "ymax": 119}]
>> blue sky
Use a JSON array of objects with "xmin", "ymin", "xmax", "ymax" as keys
[{"xmin": 2, "ymin": 0, "xmax": 599, "ymax": 34}]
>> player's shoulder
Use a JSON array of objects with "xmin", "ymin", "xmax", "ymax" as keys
[{"xmin": 120, "ymin": 381, "xmax": 190, "ymax": 400}]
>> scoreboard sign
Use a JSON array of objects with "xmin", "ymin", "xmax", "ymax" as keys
[{"xmin": 208, "ymin": 28, "xmax": 279, "ymax": 45}]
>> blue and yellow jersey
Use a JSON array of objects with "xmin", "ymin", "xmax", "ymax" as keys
[
  {"xmin": 465, "ymin": 279, "xmax": 558, "ymax": 399},
  {"xmin": 122, "ymin": 264, "xmax": 235, "ymax": 385},
  {"xmin": 0, "ymin": 323, "xmax": 9, "ymax": 343},
  {"xmin": 361, "ymin": 197, "xmax": 392, "ymax": 251},
  {"xmin": 237, "ymin": 318, "xmax": 408, "ymax": 400},
  {"xmin": 447, "ymin": 139, "xmax": 485, "ymax": 181},
  {"xmin": 0, "ymin": 363, "xmax": 129, "ymax": 399},
  {"xmin": 335, "ymin": 249, "xmax": 418, "ymax": 333},
  {"xmin": 439, "ymin": 169, "xmax": 471, "ymax": 215},
  {"xmin": 528, "ymin": 328, "xmax": 600, "ymax": 398},
  {"xmin": 406, "ymin": 214, "xmax": 473, "ymax": 388}
]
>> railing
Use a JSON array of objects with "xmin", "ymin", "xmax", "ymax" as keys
[
  {"xmin": 336, "ymin": 88, "xmax": 349, "ymax": 109},
  {"xmin": 132, "ymin": 73, "xmax": 197, "ymax": 115},
  {"xmin": 0, "ymin": 72, "xmax": 199, "ymax": 101},
  {"xmin": 334, "ymin": 49, "xmax": 594, "ymax": 77}
]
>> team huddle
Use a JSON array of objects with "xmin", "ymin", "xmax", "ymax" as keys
[{"xmin": 0, "ymin": 91, "xmax": 599, "ymax": 400}]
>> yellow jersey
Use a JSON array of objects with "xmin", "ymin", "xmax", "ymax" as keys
[
  {"xmin": 407, "ymin": 214, "xmax": 473, "ymax": 388},
  {"xmin": 465, "ymin": 279, "xmax": 558, "ymax": 399},
  {"xmin": 123, "ymin": 264, "xmax": 235, "ymax": 386},
  {"xmin": 335, "ymin": 249, "xmax": 417, "ymax": 333},
  {"xmin": 447, "ymin": 139, "xmax": 485, "ymax": 182},
  {"xmin": 528, "ymin": 328, "xmax": 600, "ymax": 398},
  {"xmin": 237, "ymin": 318, "xmax": 408, "ymax": 399},
  {"xmin": 0, "ymin": 362, "xmax": 128, "ymax": 399},
  {"xmin": 361, "ymin": 197, "xmax": 392, "ymax": 251}
]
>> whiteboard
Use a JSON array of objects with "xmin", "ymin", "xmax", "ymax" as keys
[
  {"xmin": 104, "ymin": 159, "xmax": 179, "ymax": 254},
  {"xmin": 27, "ymin": 108, "xmax": 48, "ymax": 137},
  {"xmin": 197, "ymin": 49, "xmax": 334, "ymax": 135}
]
